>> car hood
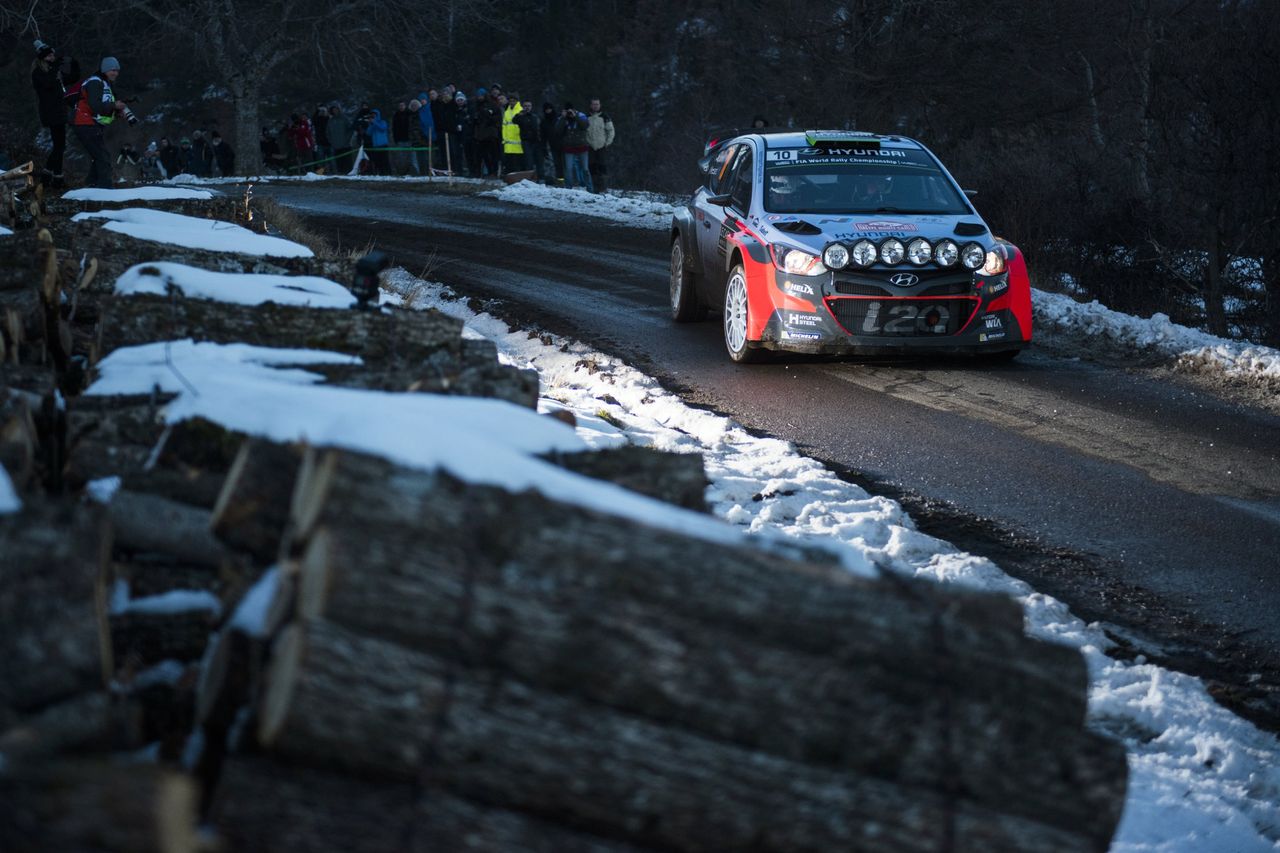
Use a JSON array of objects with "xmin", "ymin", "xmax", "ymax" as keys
[{"xmin": 749, "ymin": 212, "xmax": 992, "ymax": 252}]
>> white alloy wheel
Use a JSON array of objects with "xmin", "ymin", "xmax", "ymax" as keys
[{"xmin": 723, "ymin": 265, "xmax": 759, "ymax": 362}]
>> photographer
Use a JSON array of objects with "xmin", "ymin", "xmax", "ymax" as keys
[
  {"xmin": 71, "ymin": 57, "xmax": 135, "ymax": 189},
  {"xmin": 558, "ymin": 104, "xmax": 592, "ymax": 191},
  {"xmin": 30, "ymin": 40, "xmax": 77, "ymax": 187}
]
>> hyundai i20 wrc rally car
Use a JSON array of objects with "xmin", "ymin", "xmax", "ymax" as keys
[{"xmin": 669, "ymin": 130, "xmax": 1032, "ymax": 362}]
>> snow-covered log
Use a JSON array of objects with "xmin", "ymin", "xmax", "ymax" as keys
[
  {"xmin": 258, "ymin": 619, "xmax": 1109, "ymax": 853},
  {"xmin": 210, "ymin": 754, "xmax": 650, "ymax": 853},
  {"xmin": 0, "ymin": 501, "xmax": 111, "ymax": 711},
  {"xmin": 0, "ymin": 761, "xmax": 198, "ymax": 853}
]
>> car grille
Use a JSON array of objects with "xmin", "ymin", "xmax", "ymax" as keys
[
  {"xmin": 920, "ymin": 281, "xmax": 973, "ymax": 297},
  {"xmin": 833, "ymin": 270, "xmax": 973, "ymax": 297},
  {"xmin": 825, "ymin": 297, "xmax": 978, "ymax": 337},
  {"xmin": 833, "ymin": 281, "xmax": 890, "ymax": 296}
]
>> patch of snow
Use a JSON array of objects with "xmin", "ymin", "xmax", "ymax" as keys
[
  {"xmin": 70, "ymin": 208, "xmax": 312, "ymax": 257},
  {"xmin": 384, "ymin": 268, "xmax": 1280, "ymax": 853},
  {"xmin": 0, "ymin": 466, "xmax": 21, "ymax": 514},
  {"xmin": 0, "ymin": 225, "xmax": 12, "ymax": 237},
  {"xmin": 1034, "ymin": 288, "xmax": 1280, "ymax": 387},
  {"xmin": 63, "ymin": 187, "xmax": 215, "ymax": 202},
  {"xmin": 228, "ymin": 567, "xmax": 279, "ymax": 638},
  {"xmin": 163, "ymin": 174, "xmax": 492, "ymax": 187},
  {"xmin": 482, "ymin": 180, "xmax": 679, "ymax": 230},
  {"xmin": 118, "ymin": 589, "xmax": 222, "ymax": 618},
  {"xmin": 115, "ymin": 262, "xmax": 355, "ymax": 308},
  {"xmin": 85, "ymin": 476, "xmax": 123, "ymax": 503},
  {"xmin": 130, "ymin": 659, "xmax": 188, "ymax": 689},
  {"xmin": 85, "ymin": 339, "xmax": 361, "ymax": 397}
]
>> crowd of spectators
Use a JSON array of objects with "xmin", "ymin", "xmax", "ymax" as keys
[{"xmin": 260, "ymin": 84, "xmax": 616, "ymax": 191}]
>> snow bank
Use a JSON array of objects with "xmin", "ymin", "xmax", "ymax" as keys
[
  {"xmin": 82, "ymin": 339, "xmax": 768, "ymax": 553},
  {"xmin": 163, "ymin": 173, "xmax": 491, "ymax": 187},
  {"xmin": 1034, "ymin": 288, "xmax": 1280, "ymax": 387},
  {"xmin": 114, "ymin": 588, "xmax": 222, "ymax": 618},
  {"xmin": 383, "ymin": 268, "xmax": 1280, "ymax": 853},
  {"xmin": 0, "ymin": 225, "xmax": 13, "ymax": 237},
  {"xmin": 0, "ymin": 466, "xmax": 20, "ymax": 514},
  {"xmin": 71, "ymin": 208, "xmax": 313, "ymax": 257},
  {"xmin": 115, "ymin": 262, "xmax": 355, "ymax": 308},
  {"xmin": 228, "ymin": 567, "xmax": 279, "ymax": 637},
  {"xmin": 481, "ymin": 180, "xmax": 678, "ymax": 230},
  {"xmin": 63, "ymin": 187, "xmax": 215, "ymax": 202}
]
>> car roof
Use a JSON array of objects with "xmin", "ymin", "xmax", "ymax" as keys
[{"xmin": 735, "ymin": 130, "xmax": 927, "ymax": 151}]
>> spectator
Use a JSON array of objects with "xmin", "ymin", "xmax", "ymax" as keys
[
  {"xmin": 541, "ymin": 102, "xmax": 563, "ymax": 185},
  {"xmin": 326, "ymin": 105, "xmax": 354, "ymax": 174},
  {"xmin": 353, "ymin": 103, "xmax": 375, "ymax": 148},
  {"xmin": 211, "ymin": 131, "xmax": 235, "ymax": 176},
  {"xmin": 751, "ymin": 114, "xmax": 770, "ymax": 129},
  {"xmin": 71, "ymin": 57, "xmax": 129, "ymax": 189},
  {"xmin": 115, "ymin": 142, "xmax": 140, "ymax": 183},
  {"xmin": 473, "ymin": 90, "xmax": 502, "ymax": 177},
  {"xmin": 559, "ymin": 104, "xmax": 592, "ymax": 191},
  {"xmin": 312, "ymin": 103, "xmax": 331, "ymax": 162},
  {"xmin": 178, "ymin": 137, "xmax": 196, "ymax": 175},
  {"xmin": 502, "ymin": 94, "xmax": 525, "ymax": 175},
  {"xmin": 285, "ymin": 112, "xmax": 316, "ymax": 170},
  {"xmin": 260, "ymin": 128, "xmax": 286, "ymax": 173},
  {"xmin": 139, "ymin": 141, "xmax": 166, "ymax": 182},
  {"xmin": 392, "ymin": 101, "xmax": 416, "ymax": 175},
  {"xmin": 158, "ymin": 137, "xmax": 181, "ymax": 177},
  {"xmin": 30, "ymin": 39, "xmax": 75, "ymax": 187},
  {"xmin": 515, "ymin": 99, "xmax": 541, "ymax": 178},
  {"xmin": 367, "ymin": 108, "xmax": 390, "ymax": 174},
  {"xmin": 446, "ymin": 91, "xmax": 474, "ymax": 176},
  {"xmin": 427, "ymin": 88, "xmax": 445, "ymax": 170},
  {"xmin": 191, "ymin": 129, "xmax": 214, "ymax": 177},
  {"xmin": 586, "ymin": 97, "xmax": 615, "ymax": 193}
]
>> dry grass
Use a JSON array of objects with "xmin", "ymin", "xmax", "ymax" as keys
[{"xmin": 252, "ymin": 196, "xmax": 342, "ymax": 260}]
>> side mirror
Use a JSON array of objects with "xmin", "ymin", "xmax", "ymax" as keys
[
  {"xmin": 705, "ymin": 193, "xmax": 733, "ymax": 207},
  {"xmin": 963, "ymin": 189, "xmax": 978, "ymax": 198}
]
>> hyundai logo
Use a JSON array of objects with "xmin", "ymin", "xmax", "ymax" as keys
[{"xmin": 889, "ymin": 273, "xmax": 919, "ymax": 287}]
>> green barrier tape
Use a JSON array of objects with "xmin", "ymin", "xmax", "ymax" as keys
[{"xmin": 284, "ymin": 145, "xmax": 439, "ymax": 174}]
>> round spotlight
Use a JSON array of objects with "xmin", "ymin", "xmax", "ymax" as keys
[
  {"xmin": 822, "ymin": 243, "xmax": 850, "ymax": 270},
  {"xmin": 851, "ymin": 239, "xmax": 878, "ymax": 267},
  {"xmin": 880, "ymin": 238, "xmax": 906, "ymax": 265},
  {"xmin": 907, "ymin": 238, "xmax": 933, "ymax": 266},
  {"xmin": 935, "ymin": 239, "xmax": 959, "ymax": 267},
  {"xmin": 961, "ymin": 242, "xmax": 985, "ymax": 270}
]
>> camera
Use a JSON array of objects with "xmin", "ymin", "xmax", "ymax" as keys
[{"xmin": 120, "ymin": 104, "xmax": 139, "ymax": 126}]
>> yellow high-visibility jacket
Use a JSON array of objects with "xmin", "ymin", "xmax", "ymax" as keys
[{"xmin": 502, "ymin": 103, "xmax": 524, "ymax": 154}]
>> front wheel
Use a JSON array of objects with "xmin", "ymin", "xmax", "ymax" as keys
[
  {"xmin": 723, "ymin": 265, "xmax": 762, "ymax": 363},
  {"xmin": 670, "ymin": 238, "xmax": 706, "ymax": 322}
]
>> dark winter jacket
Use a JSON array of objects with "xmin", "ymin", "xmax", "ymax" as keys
[
  {"xmin": 31, "ymin": 60, "xmax": 69, "ymax": 126},
  {"xmin": 473, "ymin": 101, "xmax": 501, "ymax": 142},
  {"xmin": 559, "ymin": 113, "xmax": 590, "ymax": 154},
  {"xmin": 515, "ymin": 110, "xmax": 539, "ymax": 146},
  {"xmin": 159, "ymin": 143, "xmax": 182, "ymax": 177},
  {"xmin": 442, "ymin": 101, "xmax": 473, "ymax": 140},
  {"xmin": 326, "ymin": 113, "xmax": 353, "ymax": 150},
  {"xmin": 430, "ymin": 99, "xmax": 447, "ymax": 140},
  {"xmin": 212, "ymin": 139, "xmax": 234, "ymax": 175},
  {"xmin": 191, "ymin": 136, "xmax": 214, "ymax": 176},
  {"xmin": 392, "ymin": 108, "xmax": 412, "ymax": 143},
  {"xmin": 311, "ymin": 109, "xmax": 329, "ymax": 141}
]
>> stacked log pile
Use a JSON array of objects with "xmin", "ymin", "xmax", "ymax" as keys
[{"xmin": 1, "ymin": 187, "xmax": 1129, "ymax": 852}]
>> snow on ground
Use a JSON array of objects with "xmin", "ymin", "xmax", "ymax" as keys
[
  {"xmin": 163, "ymin": 173, "xmax": 491, "ymax": 187},
  {"xmin": 115, "ymin": 262, "xmax": 355, "ymax": 308},
  {"xmin": 481, "ymin": 180, "xmax": 679, "ymax": 230},
  {"xmin": 71, "ymin": 208, "xmax": 312, "ymax": 257},
  {"xmin": 63, "ymin": 186, "xmax": 215, "ymax": 202},
  {"xmin": 0, "ymin": 225, "xmax": 12, "ymax": 237},
  {"xmin": 0, "ymin": 465, "xmax": 20, "ymax": 514},
  {"xmin": 383, "ymin": 267, "xmax": 1280, "ymax": 853}
]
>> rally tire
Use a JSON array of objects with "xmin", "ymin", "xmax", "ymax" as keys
[
  {"xmin": 978, "ymin": 348, "xmax": 1022, "ymax": 363},
  {"xmin": 723, "ymin": 265, "xmax": 762, "ymax": 363},
  {"xmin": 670, "ymin": 239, "xmax": 706, "ymax": 322}
]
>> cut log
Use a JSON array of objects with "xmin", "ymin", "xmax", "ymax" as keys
[
  {"xmin": 94, "ymin": 293, "xmax": 462, "ymax": 366},
  {"xmin": 210, "ymin": 754, "xmax": 654, "ymax": 853},
  {"xmin": 0, "ymin": 761, "xmax": 198, "ymax": 853},
  {"xmin": 107, "ymin": 488, "xmax": 230, "ymax": 568},
  {"xmin": 0, "ymin": 392, "xmax": 38, "ymax": 490},
  {"xmin": 544, "ymin": 444, "xmax": 709, "ymax": 511},
  {"xmin": 211, "ymin": 439, "xmax": 305, "ymax": 562},
  {"xmin": 0, "ymin": 691, "xmax": 136, "ymax": 761},
  {"xmin": 297, "ymin": 516, "xmax": 1122, "ymax": 834},
  {"xmin": 0, "ymin": 500, "xmax": 111, "ymax": 711},
  {"xmin": 259, "ymin": 620, "xmax": 1108, "ymax": 853}
]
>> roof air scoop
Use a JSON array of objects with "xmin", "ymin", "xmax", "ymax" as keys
[
  {"xmin": 773, "ymin": 220, "xmax": 823, "ymax": 235},
  {"xmin": 953, "ymin": 222, "xmax": 989, "ymax": 237}
]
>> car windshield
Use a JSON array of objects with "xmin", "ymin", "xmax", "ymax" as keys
[{"xmin": 763, "ymin": 146, "xmax": 970, "ymax": 215}]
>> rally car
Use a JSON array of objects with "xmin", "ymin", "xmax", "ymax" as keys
[{"xmin": 669, "ymin": 130, "xmax": 1031, "ymax": 362}]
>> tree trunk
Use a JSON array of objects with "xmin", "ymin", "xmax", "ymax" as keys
[
  {"xmin": 258, "ymin": 620, "xmax": 1106, "ymax": 853},
  {"xmin": 1201, "ymin": 218, "xmax": 1229, "ymax": 337},
  {"xmin": 233, "ymin": 81, "xmax": 264, "ymax": 176},
  {"xmin": 0, "ymin": 761, "xmax": 198, "ymax": 853},
  {"xmin": 210, "ymin": 755, "xmax": 652, "ymax": 853}
]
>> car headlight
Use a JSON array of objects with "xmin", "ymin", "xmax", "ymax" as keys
[
  {"xmin": 772, "ymin": 245, "xmax": 827, "ymax": 276},
  {"xmin": 850, "ymin": 239, "xmax": 877, "ymax": 267},
  {"xmin": 907, "ymin": 238, "xmax": 932, "ymax": 266},
  {"xmin": 880, "ymin": 238, "xmax": 905, "ymax": 265},
  {"xmin": 934, "ymin": 239, "xmax": 959, "ymax": 267},
  {"xmin": 961, "ymin": 242, "xmax": 985, "ymax": 270},
  {"xmin": 983, "ymin": 244, "xmax": 1008, "ymax": 275},
  {"xmin": 822, "ymin": 243, "xmax": 850, "ymax": 270}
]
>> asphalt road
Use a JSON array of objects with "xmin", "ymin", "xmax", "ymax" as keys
[{"xmin": 259, "ymin": 182, "xmax": 1280, "ymax": 721}]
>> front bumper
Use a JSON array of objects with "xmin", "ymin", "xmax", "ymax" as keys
[{"xmin": 757, "ymin": 266, "xmax": 1030, "ymax": 355}]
